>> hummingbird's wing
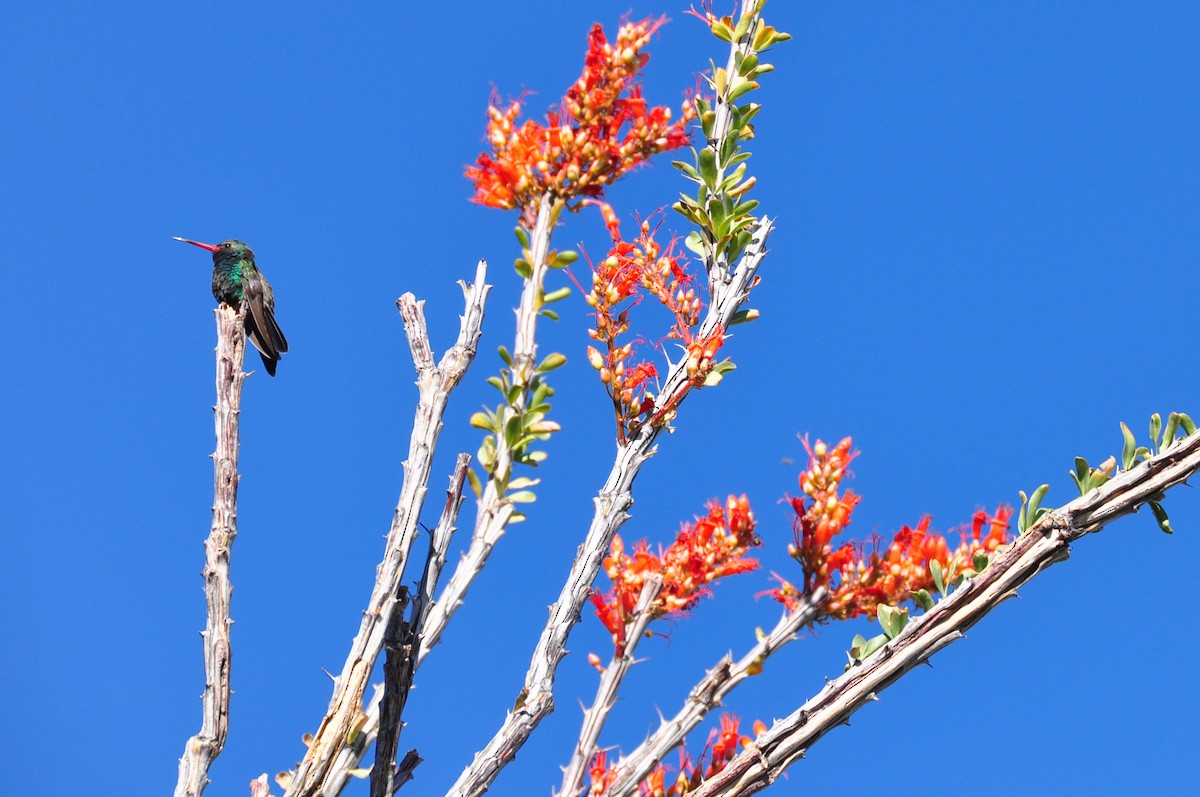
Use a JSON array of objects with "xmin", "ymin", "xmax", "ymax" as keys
[{"xmin": 242, "ymin": 274, "xmax": 283, "ymax": 376}]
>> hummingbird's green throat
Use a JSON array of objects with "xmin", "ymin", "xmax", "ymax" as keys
[{"xmin": 174, "ymin": 237, "xmax": 289, "ymax": 376}]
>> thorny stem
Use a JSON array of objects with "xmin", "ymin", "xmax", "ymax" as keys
[
  {"xmin": 559, "ymin": 577, "xmax": 665, "ymax": 797},
  {"xmin": 370, "ymin": 455, "xmax": 470, "ymax": 797},
  {"xmin": 606, "ymin": 590, "xmax": 827, "ymax": 797},
  {"xmin": 283, "ymin": 262, "xmax": 490, "ymax": 797},
  {"xmin": 689, "ymin": 430, "xmax": 1200, "ymax": 797},
  {"xmin": 174, "ymin": 305, "xmax": 246, "ymax": 797}
]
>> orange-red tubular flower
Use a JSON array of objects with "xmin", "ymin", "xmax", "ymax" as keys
[
  {"xmin": 466, "ymin": 18, "xmax": 696, "ymax": 225},
  {"xmin": 592, "ymin": 495, "xmax": 760, "ymax": 651},
  {"xmin": 769, "ymin": 437, "xmax": 1015, "ymax": 621}
]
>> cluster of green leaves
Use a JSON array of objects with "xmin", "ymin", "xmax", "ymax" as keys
[
  {"xmin": 846, "ymin": 604, "xmax": 908, "ymax": 669},
  {"xmin": 1065, "ymin": 411, "xmax": 1196, "ymax": 533},
  {"xmin": 845, "ymin": 550, "xmax": 993, "ymax": 669},
  {"xmin": 1017, "ymin": 483, "xmax": 1052, "ymax": 534},
  {"xmin": 914, "ymin": 551, "xmax": 992, "ymax": 610},
  {"xmin": 465, "ymin": 223, "xmax": 578, "ymax": 512},
  {"xmin": 468, "ymin": 347, "xmax": 564, "ymax": 518},
  {"xmin": 673, "ymin": 6, "xmax": 790, "ymax": 270}
]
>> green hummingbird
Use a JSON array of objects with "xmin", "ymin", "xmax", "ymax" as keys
[{"xmin": 174, "ymin": 237, "xmax": 289, "ymax": 376}]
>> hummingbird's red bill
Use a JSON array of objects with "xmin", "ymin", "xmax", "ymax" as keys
[{"xmin": 173, "ymin": 236, "xmax": 220, "ymax": 252}]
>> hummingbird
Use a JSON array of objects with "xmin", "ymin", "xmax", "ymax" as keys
[{"xmin": 174, "ymin": 237, "xmax": 289, "ymax": 376}]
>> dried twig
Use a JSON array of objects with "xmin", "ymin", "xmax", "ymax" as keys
[
  {"xmin": 690, "ymin": 430, "xmax": 1200, "ymax": 797},
  {"xmin": 370, "ymin": 455, "xmax": 471, "ymax": 797},
  {"xmin": 373, "ymin": 588, "xmax": 412, "ymax": 797},
  {"xmin": 559, "ymin": 576, "xmax": 665, "ymax": 797},
  {"xmin": 284, "ymin": 261, "xmax": 490, "ymax": 797},
  {"xmin": 174, "ymin": 305, "xmax": 247, "ymax": 797},
  {"xmin": 606, "ymin": 589, "xmax": 827, "ymax": 797}
]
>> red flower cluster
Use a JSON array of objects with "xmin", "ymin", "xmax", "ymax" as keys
[
  {"xmin": 770, "ymin": 437, "xmax": 1015, "ymax": 621},
  {"xmin": 585, "ymin": 714, "xmax": 763, "ymax": 796},
  {"xmin": 585, "ymin": 212, "xmax": 713, "ymax": 443},
  {"xmin": 821, "ymin": 505, "xmax": 1013, "ymax": 621},
  {"xmin": 466, "ymin": 18, "xmax": 695, "ymax": 225},
  {"xmin": 592, "ymin": 496, "xmax": 759, "ymax": 653}
]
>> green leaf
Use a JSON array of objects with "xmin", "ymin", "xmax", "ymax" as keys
[
  {"xmin": 1162, "ymin": 413, "xmax": 1180, "ymax": 451},
  {"xmin": 877, "ymin": 605, "xmax": 908, "ymax": 640},
  {"xmin": 468, "ymin": 411, "xmax": 494, "ymax": 431},
  {"xmin": 1179, "ymin": 412, "xmax": 1198, "ymax": 436},
  {"xmin": 1149, "ymin": 500, "xmax": 1175, "ymax": 534},
  {"xmin": 514, "ymin": 226, "xmax": 530, "ymax": 248},
  {"xmin": 729, "ymin": 308, "xmax": 759, "ymax": 326},
  {"xmin": 514, "ymin": 258, "xmax": 532, "ymax": 279},
  {"xmin": 477, "ymin": 442, "xmax": 495, "ymax": 472},
  {"xmin": 504, "ymin": 415, "xmax": 523, "ymax": 448},
  {"xmin": 673, "ymin": 160, "xmax": 702, "ymax": 181},
  {"xmin": 1020, "ymin": 484, "xmax": 1052, "ymax": 532},
  {"xmin": 505, "ymin": 384, "xmax": 522, "ymax": 405},
  {"xmin": 698, "ymin": 148, "xmax": 719, "ymax": 189},
  {"xmin": 684, "ymin": 231, "xmax": 707, "ymax": 257},
  {"xmin": 542, "ymin": 286, "xmax": 571, "ymax": 303},
  {"xmin": 1029, "ymin": 483, "xmax": 1051, "ymax": 517},
  {"xmin": 466, "ymin": 469, "xmax": 483, "ymax": 499},
  {"xmin": 732, "ymin": 13, "xmax": 752, "ymax": 42},
  {"xmin": 973, "ymin": 551, "xmax": 989, "ymax": 573},
  {"xmin": 914, "ymin": 589, "xmax": 935, "ymax": 611},
  {"xmin": 930, "ymin": 559, "xmax": 945, "ymax": 596},
  {"xmin": 1121, "ymin": 421, "xmax": 1137, "ymax": 469},
  {"xmin": 537, "ymin": 352, "xmax": 567, "ymax": 373},
  {"xmin": 553, "ymin": 249, "xmax": 579, "ymax": 266},
  {"xmin": 507, "ymin": 477, "xmax": 540, "ymax": 490},
  {"xmin": 498, "ymin": 346, "xmax": 513, "ymax": 368},
  {"xmin": 860, "ymin": 633, "xmax": 887, "ymax": 660},
  {"xmin": 1071, "ymin": 457, "xmax": 1090, "ymax": 496},
  {"xmin": 539, "ymin": 308, "xmax": 559, "ymax": 321},
  {"xmin": 508, "ymin": 490, "xmax": 537, "ymax": 504},
  {"xmin": 728, "ymin": 78, "xmax": 759, "ymax": 104},
  {"xmin": 1150, "ymin": 413, "xmax": 1163, "ymax": 453}
]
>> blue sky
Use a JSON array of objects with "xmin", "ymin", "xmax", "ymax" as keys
[{"xmin": 2, "ymin": 2, "xmax": 1197, "ymax": 795}]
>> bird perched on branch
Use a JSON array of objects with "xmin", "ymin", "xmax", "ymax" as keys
[{"xmin": 174, "ymin": 237, "xmax": 288, "ymax": 376}]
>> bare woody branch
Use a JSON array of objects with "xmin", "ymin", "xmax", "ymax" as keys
[
  {"xmin": 174, "ymin": 305, "xmax": 247, "ymax": 797},
  {"xmin": 283, "ymin": 261, "xmax": 491, "ymax": 797},
  {"xmin": 320, "ymin": 457, "xmax": 472, "ymax": 796},
  {"xmin": 370, "ymin": 455, "xmax": 471, "ymax": 797},
  {"xmin": 559, "ymin": 576, "xmax": 665, "ymax": 797},
  {"xmin": 607, "ymin": 589, "xmax": 827, "ymax": 797},
  {"xmin": 372, "ymin": 588, "xmax": 412, "ymax": 797},
  {"xmin": 448, "ymin": 213, "xmax": 773, "ymax": 797},
  {"xmin": 690, "ymin": 430, "xmax": 1200, "ymax": 797}
]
